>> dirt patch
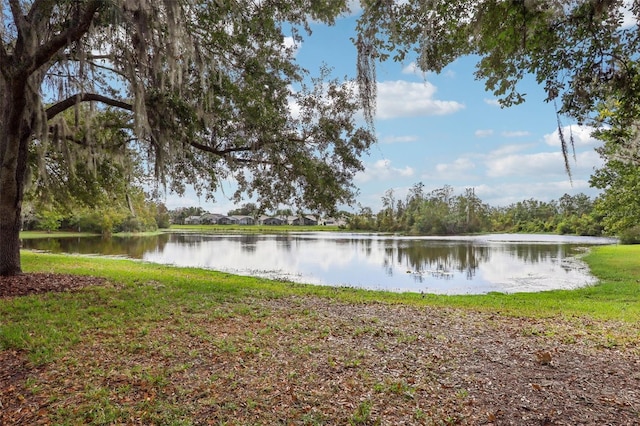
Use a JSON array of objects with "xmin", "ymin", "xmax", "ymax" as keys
[
  {"xmin": 0, "ymin": 273, "xmax": 107, "ymax": 298},
  {"xmin": 1, "ymin": 274, "xmax": 639, "ymax": 425}
]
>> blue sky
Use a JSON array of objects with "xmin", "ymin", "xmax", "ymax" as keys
[{"xmin": 164, "ymin": 4, "xmax": 604, "ymax": 213}]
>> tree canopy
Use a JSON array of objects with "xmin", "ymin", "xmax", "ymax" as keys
[
  {"xmin": 0, "ymin": 0, "xmax": 372, "ymax": 275},
  {"xmin": 356, "ymin": 0, "xmax": 640, "ymax": 163}
]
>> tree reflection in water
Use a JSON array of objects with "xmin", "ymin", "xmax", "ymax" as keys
[{"xmin": 384, "ymin": 241, "xmax": 490, "ymax": 282}]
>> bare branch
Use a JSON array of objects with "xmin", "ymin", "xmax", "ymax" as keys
[{"xmin": 46, "ymin": 94, "xmax": 133, "ymax": 121}]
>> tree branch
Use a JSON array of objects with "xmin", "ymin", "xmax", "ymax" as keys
[
  {"xmin": 8, "ymin": 0, "xmax": 27, "ymax": 35},
  {"xmin": 7, "ymin": 0, "xmax": 28, "ymax": 66},
  {"xmin": 30, "ymin": 0, "xmax": 102, "ymax": 74},
  {"xmin": 0, "ymin": 42, "xmax": 7, "ymax": 71},
  {"xmin": 187, "ymin": 139, "xmax": 253, "ymax": 155},
  {"xmin": 187, "ymin": 136, "xmax": 287, "ymax": 157},
  {"xmin": 46, "ymin": 94, "xmax": 133, "ymax": 121},
  {"xmin": 26, "ymin": 0, "xmax": 55, "ymax": 23}
]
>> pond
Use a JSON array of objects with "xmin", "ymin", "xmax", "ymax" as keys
[{"xmin": 22, "ymin": 232, "xmax": 617, "ymax": 294}]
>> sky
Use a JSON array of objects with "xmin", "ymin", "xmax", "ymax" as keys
[{"xmin": 163, "ymin": 4, "xmax": 605, "ymax": 214}]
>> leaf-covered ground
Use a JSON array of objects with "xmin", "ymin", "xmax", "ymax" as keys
[{"xmin": 1, "ymin": 274, "xmax": 639, "ymax": 425}]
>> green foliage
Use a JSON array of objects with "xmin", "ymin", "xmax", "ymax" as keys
[
  {"xmin": 348, "ymin": 184, "xmax": 601, "ymax": 237},
  {"xmin": 34, "ymin": 209, "xmax": 64, "ymax": 233},
  {"xmin": 227, "ymin": 203, "xmax": 260, "ymax": 217},
  {"xmin": 590, "ymin": 103, "xmax": 640, "ymax": 243},
  {"xmin": 619, "ymin": 226, "xmax": 640, "ymax": 245},
  {"xmin": 23, "ymin": 108, "xmax": 164, "ymax": 235},
  {"xmin": 366, "ymin": 185, "xmax": 491, "ymax": 235},
  {"xmin": 27, "ymin": 203, "xmax": 162, "ymax": 236},
  {"xmin": 155, "ymin": 204, "xmax": 171, "ymax": 229}
]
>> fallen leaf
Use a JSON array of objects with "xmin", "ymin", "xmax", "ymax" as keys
[{"xmin": 536, "ymin": 351, "xmax": 552, "ymax": 365}]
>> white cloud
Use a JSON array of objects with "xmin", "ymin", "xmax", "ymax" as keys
[
  {"xmin": 489, "ymin": 144, "xmax": 533, "ymax": 156},
  {"xmin": 485, "ymin": 152, "xmax": 560, "ymax": 177},
  {"xmin": 475, "ymin": 129, "xmax": 494, "ymax": 138},
  {"xmin": 474, "ymin": 180, "xmax": 599, "ymax": 207},
  {"xmin": 401, "ymin": 63, "xmax": 454, "ymax": 78},
  {"xmin": 434, "ymin": 158, "xmax": 476, "ymax": 179},
  {"xmin": 376, "ymin": 80, "xmax": 465, "ymax": 119},
  {"xmin": 356, "ymin": 159, "xmax": 415, "ymax": 183},
  {"xmin": 381, "ymin": 135, "xmax": 419, "ymax": 144},
  {"xmin": 436, "ymin": 157, "xmax": 475, "ymax": 172},
  {"xmin": 543, "ymin": 125, "xmax": 600, "ymax": 147},
  {"xmin": 484, "ymin": 98, "xmax": 501, "ymax": 107},
  {"xmin": 401, "ymin": 61, "xmax": 435, "ymax": 78},
  {"xmin": 401, "ymin": 62, "xmax": 420, "ymax": 75},
  {"xmin": 484, "ymin": 150, "xmax": 603, "ymax": 178},
  {"xmin": 501, "ymin": 130, "xmax": 531, "ymax": 138}
]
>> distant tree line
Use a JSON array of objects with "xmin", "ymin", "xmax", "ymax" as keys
[
  {"xmin": 22, "ymin": 191, "xmax": 171, "ymax": 236},
  {"xmin": 347, "ymin": 184, "xmax": 604, "ymax": 237}
]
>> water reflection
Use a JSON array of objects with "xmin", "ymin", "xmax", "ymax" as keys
[
  {"xmin": 23, "ymin": 234, "xmax": 171, "ymax": 258},
  {"xmin": 21, "ymin": 232, "xmax": 616, "ymax": 294}
]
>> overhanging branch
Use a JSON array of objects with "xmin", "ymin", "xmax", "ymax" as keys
[
  {"xmin": 187, "ymin": 134, "xmax": 304, "ymax": 157},
  {"xmin": 31, "ymin": 0, "xmax": 102, "ymax": 74},
  {"xmin": 46, "ymin": 93, "xmax": 133, "ymax": 121}
]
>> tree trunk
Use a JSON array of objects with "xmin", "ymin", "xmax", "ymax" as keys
[
  {"xmin": 0, "ymin": 80, "xmax": 30, "ymax": 276},
  {"xmin": 0, "ymin": 199, "xmax": 23, "ymax": 276}
]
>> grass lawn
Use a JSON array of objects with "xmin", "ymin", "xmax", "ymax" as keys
[
  {"xmin": 169, "ymin": 224, "xmax": 343, "ymax": 233},
  {"xmin": 1, "ymin": 245, "xmax": 638, "ymax": 424},
  {"xmin": 19, "ymin": 231, "xmax": 99, "ymax": 239}
]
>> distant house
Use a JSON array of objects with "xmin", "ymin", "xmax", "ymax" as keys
[
  {"xmin": 184, "ymin": 215, "xmax": 202, "ymax": 225},
  {"xmin": 198, "ymin": 213, "xmax": 234, "ymax": 225},
  {"xmin": 217, "ymin": 215, "xmax": 236, "ymax": 225},
  {"xmin": 199, "ymin": 213, "xmax": 218, "ymax": 224},
  {"xmin": 290, "ymin": 215, "xmax": 318, "ymax": 226},
  {"xmin": 322, "ymin": 217, "xmax": 347, "ymax": 227},
  {"xmin": 259, "ymin": 216, "xmax": 284, "ymax": 225},
  {"xmin": 231, "ymin": 215, "xmax": 255, "ymax": 225}
]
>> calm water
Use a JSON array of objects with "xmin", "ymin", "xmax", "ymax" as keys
[{"xmin": 22, "ymin": 232, "xmax": 617, "ymax": 294}]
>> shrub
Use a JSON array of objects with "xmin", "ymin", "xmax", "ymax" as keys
[{"xmin": 619, "ymin": 225, "xmax": 640, "ymax": 245}]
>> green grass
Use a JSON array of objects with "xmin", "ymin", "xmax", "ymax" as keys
[
  {"xmin": 1, "ymin": 245, "xmax": 639, "ymax": 365},
  {"xmin": 19, "ymin": 225, "xmax": 344, "ymax": 240},
  {"xmin": 1, "ymin": 246, "xmax": 639, "ymax": 424},
  {"xmin": 20, "ymin": 230, "xmax": 167, "ymax": 239},
  {"xmin": 169, "ymin": 223, "xmax": 342, "ymax": 233},
  {"xmin": 19, "ymin": 230, "xmax": 99, "ymax": 239}
]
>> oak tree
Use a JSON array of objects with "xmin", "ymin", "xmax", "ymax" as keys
[{"xmin": 0, "ymin": 0, "xmax": 373, "ymax": 275}]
